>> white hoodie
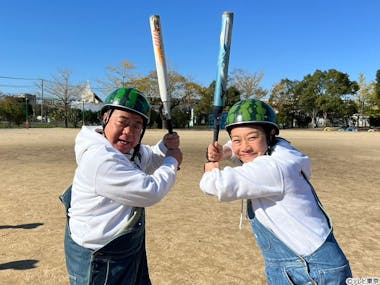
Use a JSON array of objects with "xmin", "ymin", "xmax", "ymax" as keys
[
  {"xmin": 69, "ymin": 126, "xmax": 178, "ymax": 249},
  {"xmin": 199, "ymin": 139, "xmax": 330, "ymax": 256}
]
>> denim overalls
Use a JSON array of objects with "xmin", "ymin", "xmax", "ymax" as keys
[
  {"xmin": 60, "ymin": 186, "xmax": 151, "ymax": 285},
  {"xmin": 247, "ymin": 175, "xmax": 352, "ymax": 284}
]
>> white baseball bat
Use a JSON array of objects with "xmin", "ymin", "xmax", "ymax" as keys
[{"xmin": 150, "ymin": 15, "xmax": 173, "ymax": 133}]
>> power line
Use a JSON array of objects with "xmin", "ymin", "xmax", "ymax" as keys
[
  {"xmin": 0, "ymin": 75, "xmax": 108, "ymax": 99},
  {"xmin": 0, "ymin": 84, "xmax": 36, "ymax": 88},
  {"xmin": 0, "ymin": 75, "xmax": 43, "ymax": 81}
]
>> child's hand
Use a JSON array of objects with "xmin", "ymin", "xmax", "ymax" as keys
[
  {"xmin": 204, "ymin": 161, "xmax": 220, "ymax": 172},
  {"xmin": 206, "ymin": 141, "xmax": 223, "ymax": 162}
]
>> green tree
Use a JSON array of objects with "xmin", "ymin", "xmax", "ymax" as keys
[
  {"xmin": 269, "ymin": 79, "xmax": 300, "ymax": 128},
  {"xmin": 298, "ymin": 69, "xmax": 358, "ymax": 127},
  {"xmin": 375, "ymin": 69, "xmax": 380, "ymax": 100},
  {"xmin": 99, "ymin": 61, "xmax": 205, "ymax": 129},
  {"xmin": 0, "ymin": 96, "xmax": 31, "ymax": 126},
  {"xmin": 338, "ymin": 98, "xmax": 357, "ymax": 127},
  {"xmin": 195, "ymin": 81, "xmax": 240, "ymax": 126},
  {"xmin": 68, "ymin": 108, "xmax": 82, "ymax": 128},
  {"xmin": 369, "ymin": 70, "xmax": 380, "ymax": 121},
  {"xmin": 83, "ymin": 109, "xmax": 101, "ymax": 126},
  {"xmin": 356, "ymin": 73, "xmax": 375, "ymax": 117},
  {"xmin": 131, "ymin": 70, "xmax": 204, "ymax": 129}
]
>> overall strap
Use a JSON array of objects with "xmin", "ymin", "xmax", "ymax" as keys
[
  {"xmin": 301, "ymin": 171, "xmax": 333, "ymax": 229},
  {"xmin": 59, "ymin": 185, "xmax": 72, "ymax": 217}
]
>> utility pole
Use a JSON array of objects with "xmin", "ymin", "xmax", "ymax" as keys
[
  {"xmin": 40, "ymin": 79, "xmax": 44, "ymax": 123},
  {"xmin": 25, "ymin": 96, "xmax": 29, "ymax": 129}
]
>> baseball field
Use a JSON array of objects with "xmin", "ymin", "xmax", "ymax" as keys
[{"xmin": 0, "ymin": 128, "xmax": 379, "ymax": 284}]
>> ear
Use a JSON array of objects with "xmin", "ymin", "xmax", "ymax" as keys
[
  {"xmin": 103, "ymin": 112, "xmax": 109, "ymax": 122},
  {"xmin": 102, "ymin": 110, "xmax": 112, "ymax": 130},
  {"xmin": 103, "ymin": 109, "xmax": 114, "ymax": 124}
]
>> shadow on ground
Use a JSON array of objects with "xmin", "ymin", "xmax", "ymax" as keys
[
  {"xmin": 0, "ymin": 260, "xmax": 39, "ymax": 270},
  {"xmin": 0, "ymin": 223, "xmax": 43, "ymax": 230}
]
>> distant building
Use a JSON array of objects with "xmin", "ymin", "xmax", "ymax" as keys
[
  {"xmin": 81, "ymin": 81, "xmax": 103, "ymax": 104},
  {"xmin": 352, "ymin": 113, "xmax": 370, "ymax": 128},
  {"xmin": 71, "ymin": 81, "xmax": 103, "ymax": 112},
  {"xmin": 16, "ymin": 93, "xmax": 36, "ymax": 105}
]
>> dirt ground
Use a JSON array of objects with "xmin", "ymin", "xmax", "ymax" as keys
[{"xmin": 0, "ymin": 128, "xmax": 379, "ymax": 284}]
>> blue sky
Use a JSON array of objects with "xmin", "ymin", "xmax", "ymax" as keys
[{"xmin": 1, "ymin": 0, "xmax": 379, "ymax": 99}]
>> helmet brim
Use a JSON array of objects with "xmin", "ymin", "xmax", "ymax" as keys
[
  {"xmin": 226, "ymin": 121, "xmax": 279, "ymax": 135},
  {"xmin": 101, "ymin": 104, "xmax": 150, "ymax": 123}
]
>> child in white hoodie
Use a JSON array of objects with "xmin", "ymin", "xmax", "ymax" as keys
[{"xmin": 200, "ymin": 99, "xmax": 351, "ymax": 284}]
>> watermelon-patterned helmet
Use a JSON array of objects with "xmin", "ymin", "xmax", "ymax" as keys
[
  {"xmin": 225, "ymin": 99, "xmax": 279, "ymax": 134},
  {"xmin": 101, "ymin": 87, "xmax": 151, "ymax": 123}
]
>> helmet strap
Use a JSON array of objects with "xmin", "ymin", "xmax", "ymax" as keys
[
  {"xmin": 264, "ymin": 128, "xmax": 277, "ymax": 156},
  {"xmin": 131, "ymin": 121, "xmax": 147, "ymax": 162},
  {"xmin": 102, "ymin": 109, "xmax": 115, "ymax": 132}
]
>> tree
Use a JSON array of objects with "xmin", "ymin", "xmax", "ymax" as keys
[
  {"xmin": 97, "ymin": 61, "xmax": 140, "ymax": 96},
  {"xmin": 0, "ymin": 96, "xmax": 31, "ymax": 126},
  {"xmin": 230, "ymin": 68, "xmax": 267, "ymax": 99},
  {"xmin": 338, "ymin": 98, "xmax": 357, "ymax": 127},
  {"xmin": 375, "ymin": 69, "xmax": 380, "ymax": 100},
  {"xmin": 83, "ymin": 109, "xmax": 101, "ymax": 126},
  {"xmin": 97, "ymin": 60, "xmax": 205, "ymax": 128},
  {"xmin": 298, "ymin": 69, "xmax": 358, "ymax": 127},
  {"xmin": 130, "ymin": 70, "xmax": 204, "ymax": 129},
  {"xmin": 224, "ymin": 85, "xmax": 241, "ymax": 110},
  {"xmin": 67, "ymin": 108, "xmax": 82, "ymax": 128},
  {"xmin": 369, "ymin": 70, "xmax": 380, "ymax": 121},
  {"xmin": 269, "ymin": 79, "xmax": 300, "ymax": 128},
  {"xmin": 356, "ymin": 74, "xmax": 374, "ymax": 116},
  {"xmin": 195, "ymin": 82, "xmax": 214, "ymax": 115},
  {"xmin": 194, "ymin": 81, "xmax": 240, "ymax": 126},
  {"xmin": 43, "ymin": 70, "xmax": 83, "ymax": 128}
]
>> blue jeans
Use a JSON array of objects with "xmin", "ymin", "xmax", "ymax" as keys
[
  {"xmin": 60, "ymin": 186, "xmax": 151, "ymax": 285},
  {"xmin": 247, "ymin": 200, "xmax": 352, "ymax": 284}
]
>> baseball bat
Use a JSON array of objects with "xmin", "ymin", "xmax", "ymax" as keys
[
  {"xmin": 213, "ymin": 11, "xmax": 234, "ymax": 142},
  {"xmin": 150, "ymin": 15, "xmax": 173, "ymax": 134}
]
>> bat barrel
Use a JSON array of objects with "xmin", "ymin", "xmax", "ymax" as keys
[
  {"xmin": 213, "ymin": 12, "xmax": 233, "ymax": 108},
  {"xmin": 212, "ymin": 12, "xmax": 233, "ymax": 142},
  {"xmin": 150, "ymin": 15, "xmax": 173, "ymax": 134}
]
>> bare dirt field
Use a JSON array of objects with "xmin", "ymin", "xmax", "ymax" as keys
[{"xmin": 0, "ymin": 128, "xmax": 379, "ymax": 284}]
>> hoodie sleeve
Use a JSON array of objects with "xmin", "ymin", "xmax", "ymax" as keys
[
  {"xmin": 200, "ymin": 156, "xmax": 284, "ymax": 201},
  {"xmin": 138, "ymin": 140, "xmax": 168, "ymax": 174},
  {"xmin": 81, "ymin": 145, "xmax": 178, "ymax": 207}
]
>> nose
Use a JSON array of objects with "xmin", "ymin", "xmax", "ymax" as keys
[
  {"xmin": 240, "ymin": 139, "xmax": 251, "ymax": 151},
  {"xmin": 122, "ymin": 125, "xmax": 134, "ymax": 134}
]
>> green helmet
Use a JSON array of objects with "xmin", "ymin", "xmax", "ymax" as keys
[
  {"xmin": 101, "ymin": 87, "xmax": 151, "ymax": 123},
  {"xmin": 225, "ymin": 99, "xmax": 279, "ymax": 134}
]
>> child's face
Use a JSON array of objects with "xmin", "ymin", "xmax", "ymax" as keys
[{"xmin": 230, "ymin": 125, "xmax": 268, "ymax": 163}]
